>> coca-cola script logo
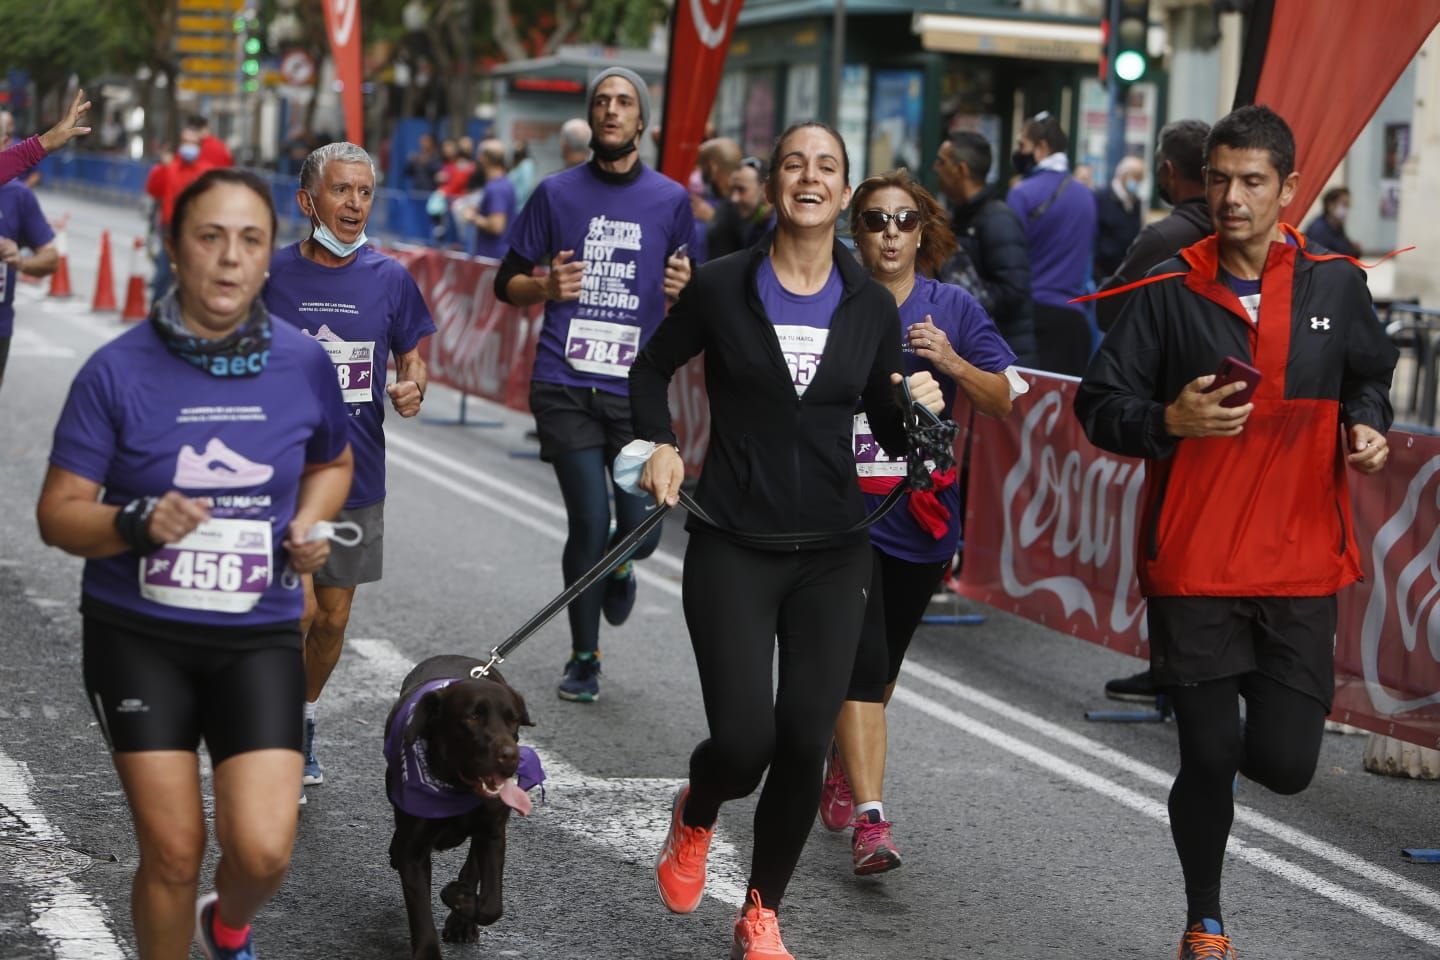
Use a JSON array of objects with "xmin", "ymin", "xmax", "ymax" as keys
[
  {"xmin": 688, "ymin": 0, "xmax": 737, "ymax": 48},
  {"xmin": 325, "ymin": 0, "xmax": 358, "ymax": 47},
  {"xmin": 425, "ymin": 257, "xmax": 531, "ymax": 400},
  {"xmin": 1359, "ymin": 453, "xmax": 1440, "ymax": 713},
  {"xmin": 1001, "ymin": 388, "xmax": 1148, "ymax": 640}
]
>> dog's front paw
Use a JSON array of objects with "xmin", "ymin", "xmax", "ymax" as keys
[
  {"xmin": 439, "ymin": 881, "xmax": 476, "ymax": 915},
  {"xmin": 442, "ymin": 910, "xmax": 480, "ymax": 944}
]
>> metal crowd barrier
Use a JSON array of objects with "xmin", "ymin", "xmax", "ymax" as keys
[{"xmin": 1385, "ymin": 301, "xmax": 1440, "ymax": 431}]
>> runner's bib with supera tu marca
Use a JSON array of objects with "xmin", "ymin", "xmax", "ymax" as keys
[
  {"xmin": 138, "ymin": 518, "xmax": 273, "ymax": 614},
  {"xmin": 565, "ymin": 318, "xmax": 641, "ymax": 378},
  {"xmin": 853, "ymin": 413, "xmax": 935, "ymax": 477},
  {"xmin": 319, "ymin": 340, "xmax": 376, "ymax": 403},
  {"xmin": 774, "ymin": 325, "xmax": 827, "ymax": 396}
]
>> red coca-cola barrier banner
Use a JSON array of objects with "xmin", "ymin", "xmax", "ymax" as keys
[
  {"xmin": 955, "ymin": 370, "xmax": 1440, "ymax": 748},
  {"xmin": 391, "ymin": 247, "xmax": 711, "ymax": 472}
]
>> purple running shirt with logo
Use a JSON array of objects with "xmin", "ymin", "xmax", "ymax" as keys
[
  {"xmin": 263, "ymin": 244, "xmax": 436, "ymax": 508},
  {"xmin": 506, "ymin": 163, "xmax": 693, "ymax": 395},
  {"xmin": 48, "ymin": 320, "xmax": 350, "ymax": 627},
  {"xmin": 860, "ymin": 275, "xmax": 1016, "ymax": 563},
  {"xmin": 755, "ymin": 256, "xmax": 842, "ymax": 397},
  {"xmin": 0, "ymin": 182, "xmax": 55, "ymax": 337}
]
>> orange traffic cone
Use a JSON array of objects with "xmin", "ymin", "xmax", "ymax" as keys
[
  {"xmin": 92, "ymin": 230, "xmax": 118, "ymax": 313},
  {"xmin": 121, "ymin": 237, "xmax": 148, "ymax": 322},
  {"xmin": 48, "ymin": 226, "xmax": 73, "ymax": 298}
]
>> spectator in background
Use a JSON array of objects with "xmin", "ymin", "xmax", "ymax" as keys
[
  {"xmin": 1094, "ymin": 155, "xmax": 1145, "ymax": 280},
  {"xmin": 691, "ymin": 137, "xmax": 741, "ymax": 227},
  {"xmin": 462, "ymin": 138, "xmax": 516, "ymax": 260},
  {"xmin": 436, "ymin": 139, "xmax": 472, "ymax": 198},
  {"xmin": 0, "ymin": 110, "xmax": 59, "ymax": 391},
  {"xmin": 1007, "ymin": 111, "xmax": 1096, "ymax": 376},
  {"xmin": 1095, "ymin": 119, "xmax": 1212, "ymax": 333},
  {"xmin": 708, "ymin": 156, "xmax": 773, "ymax": 259},
  {"xmin": 1073, "ymin": 163, "xmax": 1096, "ymax": 188},
  {"xmin": 509, "ymin": 140, "xmax": 537, "ymax": 208},
  {"xmin": 187, "ymin": 114, "xmax": 233, "ymax": 168},
  {"xmin": 404, "ymin": 133, "xmax": 441, "ymax": 191},
  {"xmin": 934, "ymin": 130, "xmax": 1037, "ymax": 365},
  {"xmin": 559, "ymin": 118, "xmax": 591, "ymax": 168},
  {"xmin": 145, "ymin": 124, "xmax": 217, "ymax": 304},
  {"xmin": 1304, "ymin": 186, "xmax": 1361, "ymax": 258}
]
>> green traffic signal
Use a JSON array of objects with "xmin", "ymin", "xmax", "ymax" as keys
[
  {"xmin": 232, "ymin": 15, "xmax": 245, "ymax": 32},
  {"xmin": 243, "ymin": 59, "xmax": 260, "ymax": 76},
  {"xmin": 1115, "ymin": 50, "xmax": 1146, "ymax": 83},
  {"xmin": 244, "ymin": 37, "xmax": 262, "ymax": 55}
]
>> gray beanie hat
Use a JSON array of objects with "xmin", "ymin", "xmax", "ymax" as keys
[{"xmin": 586, "ymin": 66, "xmax": 651, "ymax": 130}]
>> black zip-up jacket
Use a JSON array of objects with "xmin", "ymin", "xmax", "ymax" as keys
[
  {"xmin": 945, "ymin": 184, "xmax": 1037, "ymax": 363},
  {"xmin": 630, "ymin": 238, "xmax": 908, "ymax": 549},
  {"xmin": 1095, "ymin": 195, "xmax": 1212, "ymax": 331}
]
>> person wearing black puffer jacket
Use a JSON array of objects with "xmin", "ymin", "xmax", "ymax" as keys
[{"xmin": 934, "ymin": 130, "xmax": 1037, "ymax": 366}]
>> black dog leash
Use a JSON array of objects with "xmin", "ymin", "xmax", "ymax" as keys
[{"xmin": 470, "ymin": 389, "xmax": 958, "ymax": 679}]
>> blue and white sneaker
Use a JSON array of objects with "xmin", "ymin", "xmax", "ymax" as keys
[
  {"xmin": 301, "ymin": 718, "xmax": 324, "ymax": 785},
  {"xmin": 195, "ymin": 892, "xmax": 257, "ymax": 960},
  {"xmin": 557, "ymin": 655, "xmax": 601, "ymax": 702}
]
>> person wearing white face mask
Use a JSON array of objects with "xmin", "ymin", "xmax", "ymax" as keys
[
  {"xmin": 1094, "ymin": 154, "xmax": 1147, "ymax": 280},
  {"xmin": 1304, "ymin": 186, "xmax": 1361, "ymax": 258},
  {"xmin": 145, "ymin": 126, "xmax": 219, "ymax": 304},
  {"xmin": 262, "ymin": 142, "xmax": 437, "ymax": 803}
]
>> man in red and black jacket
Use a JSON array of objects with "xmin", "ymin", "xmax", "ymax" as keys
[{"xmin": 1074, "ymin": 106, "xmax": 1397, "ymax": 960}]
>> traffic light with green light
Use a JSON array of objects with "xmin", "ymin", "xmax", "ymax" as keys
[{"xmin": 1109, "ymin": 0, "xmax": 1149, "ymax": 84}]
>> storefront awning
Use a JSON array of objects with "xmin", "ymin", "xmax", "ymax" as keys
[{"xmin": 912, "ymin": 14, "xmax": 1102, "ymax": 64}]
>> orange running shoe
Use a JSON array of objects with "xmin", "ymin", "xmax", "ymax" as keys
[
  {"xmin": 1176, "ymin": 920, "xmax": 1235, "ymax": 960},
  {"xmin": 730, "ymin": 889, "xmax": 794, "ymax": 960},
  {"xmin": 818, "ymin": 743, "xmax": 854, "ymax": 831},
  {"xmin": 655, "ymin": 784, "xmax": 714, "ymax": 913}
]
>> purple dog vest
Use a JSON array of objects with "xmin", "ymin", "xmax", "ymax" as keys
[{"xmin": 384, "ymin": 678, "xmax": 544, "ymax": 819}]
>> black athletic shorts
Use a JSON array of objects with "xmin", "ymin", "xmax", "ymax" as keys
[
  {"xmin": 1146, "ymin": 595, "xmax": 1337, "ymax": 709},
  {"xmin": 82, "ymin": 613, "xmax": 305, "ymax": 766},
  {"xmin": 528, "ymin": 380, "xmax": 635, "ymax": 462}
]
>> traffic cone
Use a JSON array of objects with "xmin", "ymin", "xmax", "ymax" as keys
[
  {"xmin": 48, "ymin": 226, "xmax": 73, "ymax": 298},
  {"xmin": 121, "ymin": 237, "xmax": 148, "ymax": 322},
  {"xmin": 92, "ymin": 229, "xmax": 117, "ymax": 312}
]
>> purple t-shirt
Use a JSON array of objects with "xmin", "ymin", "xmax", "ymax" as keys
[
  {"xmin": 263, "ymin": 244, "xmax": 436, "ymax": 508},
  {"xmin": 471, "ymin": 173, "xmax": 517, "ymax": 261},
  {"xmin": 507, "ymin": 163, "xmax": 694, "ymax": 395},
  {"xmin": 48, "ymin": 321, "xmax": 350, "ymax": 627},
  {"xmin": 860, "ymin": 275, "xmax": 1017, "ymax": 563},
  {"xmin": 756, "ymin": 256, "xmax": 842, "ymax": 396},
  {"xmin": 0, "ymin": 182, "xmax": 55, "ymax": 337}
]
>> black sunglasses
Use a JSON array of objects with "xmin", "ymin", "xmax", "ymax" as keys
[{"xmin": 859, "ymin": 209, "xmax": 922, "ymax": 233}]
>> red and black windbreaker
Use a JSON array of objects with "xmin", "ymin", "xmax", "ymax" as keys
[{"xmin": 1073, "ymin": 226, "xmax": 1400, "ymax": 597}]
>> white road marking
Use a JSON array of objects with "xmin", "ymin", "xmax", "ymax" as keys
[
  {"xmin": 0, "ymin": 752, "xmax": 128, "ymax": 959},
  {"xmin": 344, "ymin": 636, "xmax": 749, "ymax": 907},
  {"xmin": 387, "ymin": 425, "xmax": 1440, "ymax": 947},
  {"xmin": 900, "ymin": 660, "xmax": 1440, "ymax": 917}
]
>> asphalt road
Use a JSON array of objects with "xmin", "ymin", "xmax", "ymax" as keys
[{"xmin": 1, "ymin": 190, "xmax": 1437, "ymax": 960}]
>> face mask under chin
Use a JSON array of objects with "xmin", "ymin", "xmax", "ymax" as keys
[
  {"xmin": 307, "ymin": 193, "xmax": 368, "ymax": 258},
  {"xmin": 589, "ymin": 134, "xmax": 637, "ymax": 163}
]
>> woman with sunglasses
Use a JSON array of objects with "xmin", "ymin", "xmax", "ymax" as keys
[
  {"xmin": 631, "ymin": 123, "xmax": 944, "ymax": 960},
  {"xmin": 819, "ymin": 168, "xmax": 1020, "ymax": 875}
]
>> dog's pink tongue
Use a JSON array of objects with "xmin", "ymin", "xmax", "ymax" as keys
[{"xmin": 499, "ymin": 780, "xmax": 532, "ymax": 816}]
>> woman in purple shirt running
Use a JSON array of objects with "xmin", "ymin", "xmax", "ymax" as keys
[{"xmin": 819, "ymin": 168, "xmax": 1022, "ymax": 875}]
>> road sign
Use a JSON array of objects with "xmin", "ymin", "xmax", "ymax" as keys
[
  {"xmin": 174, "ymin": 35, "xmax": 231, "ymax": 54},
  {"xmin": 177, "ymin": 76, "xmax": 238, "ymax": 95},
  {"xmin": 279, "ymin": 50, "xmax": 315, "ymax": 87},
  {"xmin": 176, "ymin": 14, "xmax": 231, "ymax": 33},
  {"xmin": 180, "ymin": 57, "xmax": 235, "ymax": 76},
  {"xmin": 178, "ymin": 0, "xmax": 244, "ymax": 9}
]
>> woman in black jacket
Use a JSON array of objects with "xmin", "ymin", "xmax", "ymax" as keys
[{"xmin": 632, "ymin": 121, "xmax": 942, "ymax": 960}]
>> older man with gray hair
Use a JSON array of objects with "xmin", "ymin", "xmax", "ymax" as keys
[
  {"xmin": 559, "ymin": 117, "xmax": 591, "ymax": 168},
  {"xmin": 263, "ymin": 141, "xmax": 436, "ymax": 798}
]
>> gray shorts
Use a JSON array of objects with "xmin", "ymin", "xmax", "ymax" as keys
[{"xmin": 314, "ymin": 502, "xmax": 384, "ymax": 588}]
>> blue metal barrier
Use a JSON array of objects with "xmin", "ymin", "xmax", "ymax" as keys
[{"xmin": 37, "ymin": 152, "xmax": 440, "ymax": 246}]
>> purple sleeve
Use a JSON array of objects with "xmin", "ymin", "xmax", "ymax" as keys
[
  {"xmin": 671, "ymin": 190, "xmax": 697, "ymax": 256},
  {"xmin": 944, "ymin": 286, "xmax": 1017, "ymax": 373},
  {"xmin": 0, "ymin": 137, "xmax": 45, "ymax": 189},
  {"xmin": 304, "ymin": 345, "xmax": 351, "ymax": 464},
  {"xmin": 479, "ymin": 178, "xmax": 515, "ymax": 217},
  {"xmin": 17, "ymin": 189, "xmax": 55, "ymax": 250},
  {"xmin": 391, "ymin": 271, "xmax": 436, "ymax": 355},
  {"xmin": 506, "ymin": 180, "xmax": 552, "ymax": 263},
  {"xmin": 49, "ymin": 361, "xmax": 118, "ymax": 484}
]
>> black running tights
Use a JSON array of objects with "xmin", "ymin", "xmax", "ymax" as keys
[
  {"xmin": 679, "ymin": 532, "xmax": 872, "ymax": 909},
  {"xmin": 1166, "ymin": 672, "xmax": 1327, "ymax": 926}
]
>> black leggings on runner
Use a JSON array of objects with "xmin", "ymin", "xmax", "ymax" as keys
[
  {"xmin": 551, "ymin": 446, "xmax": 662, "ymax": 655},
  {"xmin": 1166, "ymin": 673, "xmax": 1327, "ymax": 925},
  {"xmin": 679, "ymin": 532, "xmax": 872, "ymax": 909},
  {"xmin": 847, "ymin": 547, "xmax": 950, "ymax": 702}
]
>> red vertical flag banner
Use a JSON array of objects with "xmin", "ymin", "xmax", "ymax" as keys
[
  {"xmin": 323, "ymin": 0, "xmax": 365, "ymax": 149},
  {"xmin": 659, "ymin": 0, "xmax": 746, "ymax": 185},
  {"xmin": 1233, "ymin": 0, "xmax": 1440, "ymax": 217}
]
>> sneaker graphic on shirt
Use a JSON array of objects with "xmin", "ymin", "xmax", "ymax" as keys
[
  {"xmin": 305, "ymin": 323, "xmax": 344, "ymax": 343},
  {"xmin": 173, "ymin": 438, "xmax": 275, "ymax": 490}
]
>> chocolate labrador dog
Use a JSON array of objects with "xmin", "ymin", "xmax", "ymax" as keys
[{"xmin": 385, "ymin": 654, "xmax": 536, "ymax": 960}]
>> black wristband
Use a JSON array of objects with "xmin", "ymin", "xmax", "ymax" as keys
[{"xmin": 114, "ymin": 497, "xmax": 162, "ymax": 555}]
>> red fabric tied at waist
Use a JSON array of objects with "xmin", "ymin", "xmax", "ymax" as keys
[{"xmin": 857, "ymin": 468, "xmax": 958, "ymax": 540}]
